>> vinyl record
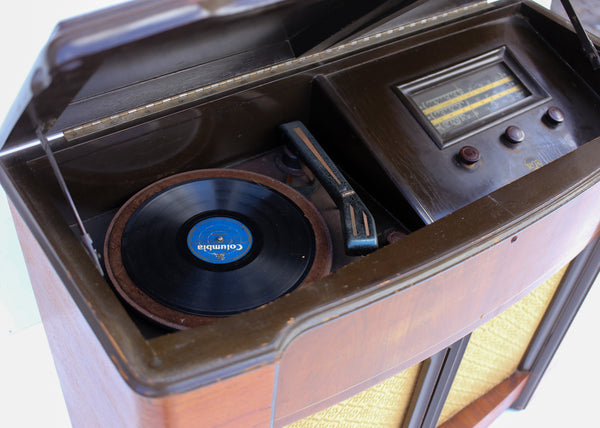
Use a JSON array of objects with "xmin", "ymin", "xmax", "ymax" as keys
[{"xmin": 104, "ymin": 169, "xmax": 332, "ymax": 329}]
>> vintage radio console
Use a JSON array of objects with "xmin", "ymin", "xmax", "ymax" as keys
[
  {"xmin": 313, "ymin": 42, "xmax": 600, "ymax": 223},
  {"xmin": 1, "ymin": 0, "xmax": 600, "ymax": 426}
]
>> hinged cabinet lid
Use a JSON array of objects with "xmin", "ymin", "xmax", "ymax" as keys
[{"xmin": 0, "ymin": 0, "xmax": 426, "ymax": 151}]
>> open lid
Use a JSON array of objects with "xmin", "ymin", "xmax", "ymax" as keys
[{"xmin": 0, "ymin": 0, "xmax": 429, "ymax": 152}]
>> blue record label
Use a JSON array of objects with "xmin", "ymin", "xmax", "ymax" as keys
[{"xmin": 187, "ymin": 216, "xmax": 253, "ymax": 264}]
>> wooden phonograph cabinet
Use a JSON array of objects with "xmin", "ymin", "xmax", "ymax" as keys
[{"xmin": 1, "ymin": 0, "xmax": 600, "ymax": 426}]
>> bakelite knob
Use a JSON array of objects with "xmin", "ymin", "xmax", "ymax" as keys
[
  {"xmin": 459, "ymin": 146, "xmax": 480, "ymax": 165},
  {"xmin": 546, "ymin": 106, "xmax": 565, "ymax": 125},
  {"xmin": 505, "ymin": 125, "xmax": 525, "ymax": 144}
]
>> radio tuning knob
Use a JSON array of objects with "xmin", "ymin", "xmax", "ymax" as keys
[
  {"xmin": 545, "ymin": 106, "xmax": 565, "ymax": 125},
  {"xmin": 459, "ymin": 146, "xmax": 480, "ymax": 165},
  {"xmin": 504, "ymin": 125, "xmax": 525, "ymax": 144}
]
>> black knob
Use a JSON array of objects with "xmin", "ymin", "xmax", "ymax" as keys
[
  {"xmin": 504, "ymin": 125, "xmax": 525, "ymax": 144},
  {"xmin": 546, "ymin": 106, "xmax": 565, "ymax": 125},
  {"xmin": 459, "ymin": 146, "xmax": 480, "ymax": 164}
]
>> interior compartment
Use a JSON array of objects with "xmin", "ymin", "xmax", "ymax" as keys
[
  {"xmin": 3, "ymin": 2, "xmax": 600, "ymax": 339},
  {"xmin": 309, "ymin": 10, "xmax": 600, "ymax": 224}
]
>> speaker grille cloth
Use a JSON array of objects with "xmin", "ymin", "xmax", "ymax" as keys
[
  {"xmin": 436, "ymin": 265, "xmax": 567, "ymax": 425},
  {"xmin": 287, "ymin": 363, "xmax": 422, "ymax": 427}
]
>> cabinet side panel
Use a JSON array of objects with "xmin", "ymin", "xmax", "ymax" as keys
[
  {"xmin": 152, "ymin": 365, "xmax": 276, "ymax": 428},
  {"xmin": 11, "ymin": 205, "xmax": 142, "ymax": 428},
  {"xmin": 11, "ymin": 205, "xmax": 277, "ymax": 428}
]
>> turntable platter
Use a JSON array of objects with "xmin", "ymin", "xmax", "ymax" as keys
[{"xmin": 104, "ymin": 169, "xmax": 332, "ymax": 329}]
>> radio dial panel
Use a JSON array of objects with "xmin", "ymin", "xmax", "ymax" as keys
[{"xmin": 312, "ymin": 28, "xmax": 600, "ymax": 224}]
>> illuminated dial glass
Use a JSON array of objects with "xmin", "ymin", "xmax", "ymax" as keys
[
  {"xmin": 413, "ymin": 63, "xmax": 530, "ymax": 136},
  {"xmin": 396, "ymin": 48, "xmax": 549, "ymax": 149}
]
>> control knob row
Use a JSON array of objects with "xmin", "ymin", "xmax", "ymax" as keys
[{"xmin": 458, "ymin": 106, "xmax": 565, "ymax": 166}]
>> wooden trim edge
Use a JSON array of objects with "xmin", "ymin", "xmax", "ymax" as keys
[{"xmin": 439, "ymin": 372, "xmax": 530, "ymax": 428}]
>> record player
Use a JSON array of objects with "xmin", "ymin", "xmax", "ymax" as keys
[{"xmin": 2, "ymin": 0, "xmax": 600, "ymax": 426}]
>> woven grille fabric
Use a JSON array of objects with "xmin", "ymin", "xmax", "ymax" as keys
[
  {"xmin": 436, "ymin": 265, "xmax": 567, "ymax": 425},
  {"xmin": 287, "ymin": 363, "xmax": 422, "ymax": 427}
]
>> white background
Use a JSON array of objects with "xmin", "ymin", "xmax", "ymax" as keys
[{"xmin": 0, "ymin": 0, "xmax": 598, "ymax": 427}]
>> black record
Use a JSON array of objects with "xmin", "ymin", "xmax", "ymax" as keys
[
  {"xmin": 121, "ymin": 177, "xmax": 315, "ymax": 315},
  {"xmin": 104, "ymin": 169, "xmax": 332, "ymax": 329}
]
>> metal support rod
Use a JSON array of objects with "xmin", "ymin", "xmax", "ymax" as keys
[
  {"xmin": 28, "ymin": 107, "xmax": 103, "ymax": 273},
  {"xmin": 559, "ymin": 0, "xmax": 600, "ymax": 70}
]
